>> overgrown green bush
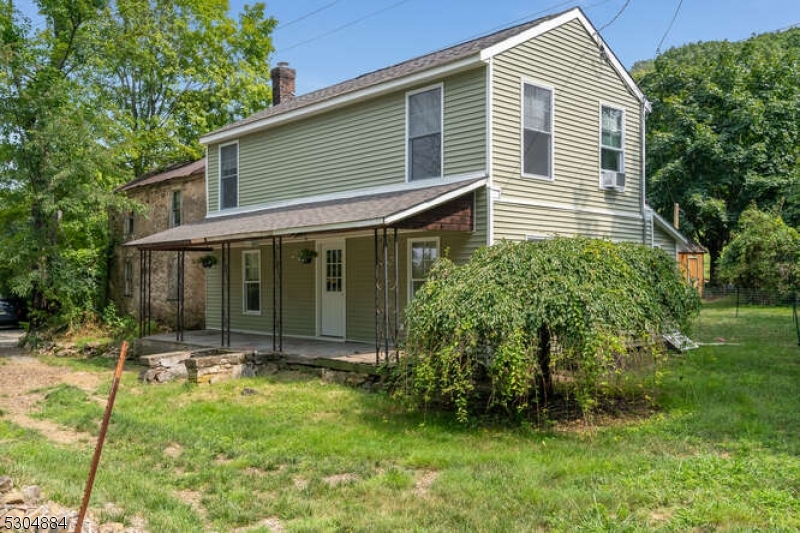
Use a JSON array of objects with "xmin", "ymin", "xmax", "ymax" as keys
[{"xmin": 398, "ymin": 238, "xmax": 700, "ymax": 422}]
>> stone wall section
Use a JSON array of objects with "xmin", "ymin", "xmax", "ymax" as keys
[{"xmin": 109, "ymin": 174, "xmax": 207, "ymax": 329}]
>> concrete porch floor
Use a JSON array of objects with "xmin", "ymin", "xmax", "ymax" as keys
[{"xmin": 141, "ymin": 330, "xmax": 385, "ymax": 365}]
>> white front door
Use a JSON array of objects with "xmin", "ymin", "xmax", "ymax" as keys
[{"xmin": 319, "ymin": 242, "xmax": 345, "ymax": 337}]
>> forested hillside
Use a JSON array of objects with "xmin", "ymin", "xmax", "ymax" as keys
[{"xmin": 633, "ymin": 28, "xmax": 800, "ymax": 280}]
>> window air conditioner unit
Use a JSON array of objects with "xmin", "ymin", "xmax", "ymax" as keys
[{"xmin": 601, "ymin": 170, "xmax": 625, "ymax": 190}]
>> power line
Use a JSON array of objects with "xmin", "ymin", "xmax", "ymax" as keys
[
  {"xmin": 275, "ymin": 0, "xmax": 345, "ymax": 32},
  {"xmin": 656, "ymin": 0, "xmax": 685, "ymax": 55},
  {"xmin": 281, "ymin": 0, "xmax": 414, "ymax": 52},
  {"xmin": 597, "ymin": 0, "xmax": 633, "ymax": 33}
]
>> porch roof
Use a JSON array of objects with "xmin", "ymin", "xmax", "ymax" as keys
[{"xmin": 125, "ymin": 178, "xmax": 486, "ymax": 250}]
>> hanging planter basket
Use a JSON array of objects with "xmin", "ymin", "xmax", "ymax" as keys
[
  {"xmin": 198, "ymin": 254, "xmax": 218, "ymax": 269},
  {"xmin": 297, "ymin": 248, "xmax": 318, "ymax": 264}
]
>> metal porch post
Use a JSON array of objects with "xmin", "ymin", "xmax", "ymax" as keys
[
  {"xmin": 279, "ymin": 236, "xmax": 283, "ymax": 353},
  {"xmin": 383, "ymin": 227, "xmax": 390, "ymax": 362},
  {"xmin": 393, "ymin": 227, "xmax": 399, "ymax": 362},
  {"xmin": 374, "ymin": 229, "xmax": 380, "ymax": 365},
  {"xmin": 272, "ymin": 236, "xmax": 277, "ymax": 352}
]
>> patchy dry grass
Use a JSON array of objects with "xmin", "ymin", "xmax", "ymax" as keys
[{"xmin": 0, "ymin": 302, "xmax": 798, "ymax": 531}]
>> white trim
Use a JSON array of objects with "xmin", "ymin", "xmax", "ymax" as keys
[
  {"xmin": 218, "ymin": 140, "xmax": 239, "ymax": 211},
  {"xmin": 384, "ymin": 178, "xmax": 487, "ymax": 225},
  {"xmin": 407, "ymin": 237, "xmax": 440, "ymax": 302},
  {"xmin": 598, "ymin": 102, "xmax": 626, "ymax": 191},
  {"xmin": 496, "ymin": 195, "xmax": 644, "ymax": 221},
  {"xmin": 479, "ymin": 8, "xmax": 650, "ymax": 110},
  {"xmin": 405, "ymin": 83, "xmax": 444, "ymax": 182},
  {"xmin": 204, "ymin": 145, "xmax": 209, "ymax": 217},
  {"xmin": 201, "ymin": 57, "xmax": 482, "ymax": 145},
  {"xmin": 206, "ymin": 171, "xmax": 486, "ymax": 219},
  {"xmin": 316, "ymin": 239, "xmax": 346, "ymax": 338},
  {"xmin": 520, "ymin": 78, "xmax": 555, "ymax": 181},
  {"xmin": 241, "ymin": 249, "xmax": 262, "ymax": 315}
]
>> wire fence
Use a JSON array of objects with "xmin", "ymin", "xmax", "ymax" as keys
[{"xmin": 702, "ymin": 286, "xmax": 799, "ymax": 307}]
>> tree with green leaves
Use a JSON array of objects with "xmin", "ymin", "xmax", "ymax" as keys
[
  {"xmin": 718, "ymin": 206, "xmax": 800, "ymax": 295},
  {"xmin": 89, "ymin": 0, "xmax": 276, "ymax": 175},
  {"xmin": 398, "ymin": 238, "xmax": 700, "ymax": 422},
  {"xmin": 0, "ymin": 0, "xmax": 276, "ymax": 329},
  {"xmin": 634, "ymin": 29, "xmax": 800, "ymax": 280}
]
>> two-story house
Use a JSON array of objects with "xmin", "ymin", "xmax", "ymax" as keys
[
  {"xmin": 112, "ymin": 159, "xmax": 207, "ymax": 330},
  {"xmin": 127, "ymin": 8, "xmax": 687, "ymax": 353}
]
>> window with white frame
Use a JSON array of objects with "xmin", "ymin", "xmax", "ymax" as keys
[
  {"xmin": 600, "ymin": 106, "xmax": 624, "ymax": 173},
  {"xmin": 242, "ymin": 250, "xmax": 261, "ymax": 314},
  {"xmin": 407, "ymin": 86, "xmax": 442, "ymax": 181},
  {"xmin": 408, "ymin": 238, "xmax": 439, "ymax": 299},
  {"xmin": 170, "ymin": 190, "xmax": 182, "ymax": 227},
  {"xmin": 522, "ymin": 82, "xmax": 553, "ymax": 179},
  {"xmin": 123, "ymin": 260, "xmax": 133, "ymax": 297},
  {"xmin": 220, "ymin": 143, "xmax": 238, "ymax": 209}
]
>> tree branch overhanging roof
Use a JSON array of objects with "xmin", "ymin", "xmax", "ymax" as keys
[{"xmin": 200, "ymin": 7, "xmax": 648, "ymax": 145}]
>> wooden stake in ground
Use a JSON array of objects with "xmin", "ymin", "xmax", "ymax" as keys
[{"xmin": 75, "ymin": 340, "xmax": 128, "ymax": 532}]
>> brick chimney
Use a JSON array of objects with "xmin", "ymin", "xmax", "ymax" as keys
[{"xmin": 270, "ymin": 62, "xmax": 296, "ymax": 106}]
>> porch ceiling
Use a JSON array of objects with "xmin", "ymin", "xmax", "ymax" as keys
[{"xmin": 125, "ymin": 178, "xmax": 486, "ymax": 250}]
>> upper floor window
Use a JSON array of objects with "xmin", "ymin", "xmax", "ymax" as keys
[
  {"xmin": 522, "ymin": 82, "xmax": 554, "ymax": 179},
  {"xmin": 124, "ymin": 211, "xmax": 134, "ymax": 238},
  {"xmin": 170, "ymin": 190, "xmax": 182, "ymax": 227},
  {"xmin": 600, "ymin": 106, "xmax": 624, "ymax": 172},
  {"xmin": 220, "ymin": 142, "xmax": 238, "ymax": 209},
  {"xmin": 408, "ymin": 238, "xmax": 439, "ymax": 299},
  {"xmin": 600, "ymin": 105, "xmax": 625, "ymax": 190},
  {"xmin": 407, "ymin": 86, "xmax": 442, "ymax": 181}
]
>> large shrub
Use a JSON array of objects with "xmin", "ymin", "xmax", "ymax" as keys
[{"xmin": 399, "ymin": 238, "xmax": 700, "ymax": 421}]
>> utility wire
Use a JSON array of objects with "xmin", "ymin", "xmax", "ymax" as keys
[
  {"xmin": 275, "ymin": 0, "xmax": 345, "ymax": 31},
  {"xmin": 597, "ymin": 0, "xmax": 633, "ymax": 33},
  {"xmin": 656, "ymin": 0, "xmax": 685, "ymax": 55},
  {"xmin": 282, "ymin": 0, "xmax": 414, "ymax": 52}
]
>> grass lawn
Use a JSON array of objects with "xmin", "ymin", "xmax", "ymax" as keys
[{"xmin": 1, "ymin": 302, "xmax": 799, "ymax": 531}]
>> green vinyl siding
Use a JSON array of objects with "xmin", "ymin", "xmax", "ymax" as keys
[
  {"xmin": 206, "ymin": 68, "xmax": 487, "ymax": 213},
  {"xmin": 493, "ymin": 201, "xmax": 644, "ymax": 243},
  {"xmin": 491, "ymin": 18, "xmax": 645, "ymax": 241},
  {"xmin": 653, "ymin": 224, "xmax": 678, "ymax": 259},
  {"xmin": 206, "ymin": 145, "xmax": 219, "ymax": 212},
  {"xmin": 205, "ymin": 242, "xmax": 316, "ymax": 337}
]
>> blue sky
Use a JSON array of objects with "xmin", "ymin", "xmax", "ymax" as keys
[
  {"xmin": 16, "ymin": 0, "xmax": 800, "ymax": 95},
  {"xmin": 249, "ymin": 0, "xmax": 800, "ymax": 94}
]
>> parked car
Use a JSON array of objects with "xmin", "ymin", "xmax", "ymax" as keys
[{"xmin": 0, "ymin": 299, "xmax": 19, "ymax": 328}]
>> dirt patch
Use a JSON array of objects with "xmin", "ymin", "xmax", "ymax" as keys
[
  {"xmin": 163, "ymin": 443, "xmax": 183, "ymax": 459},
  {"xmin": 413, "ymin": 469, "xmax": 438, "ymax": 497},
  {"xmin": 232, "ymin": 516, "xmax": 284, "ymax": 533},
  {"xmin": 322, "ymin": 473, "xmax": 359, "ymax": 486},
  {"xmin": 0, "ymin": 355, "xmax": 103, "ymax": 445}
]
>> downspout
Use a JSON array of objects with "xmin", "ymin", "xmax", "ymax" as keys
[
  {"xmin": 485, "ymin": 58, "xmax": 495, "ymax": 246},
  {"xmin": 640, "ymin": 99, "xmax": 648, "ymax": 244}
]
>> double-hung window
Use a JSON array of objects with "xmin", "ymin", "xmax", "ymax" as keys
[
  {"xmin": 220, "ymin": 142, "xmax": 238, "ymax": 209},
  {"xmin": 600, "ymin": 105, "xmax": 624, "ymax": 174},
  {"xmin": 242, "ymin": 250, "xmax": 261, "ymax": 314},
  {"xmin": 170, "ymin": 190, "xmax": 182, "ymax": 227},
  {"xmin": 522, "ymin": 82, "xmax": 554, "ymax": 179},
  {"xmin": 408, "ymin": 238, "xmax": 439, "ymax": 299},
  {"xmin": 123, "ymin": 260, "xmax": 133, "ymax": 297},
  {"xmin": 407, "ymin": 86, "xmax": 442, "ymax": 181}
]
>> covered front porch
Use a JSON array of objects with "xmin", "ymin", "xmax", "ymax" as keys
[{"xmin": 126, "ymin": 177, "xmax": 487, "ymax": 365}]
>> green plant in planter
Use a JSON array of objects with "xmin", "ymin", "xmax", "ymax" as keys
[
  {"xmin": 297, "ymin": 248, "xmax": 318, "ymax": 264},
  {"xmin": 198, "ymin": 254, "xmax": 218, "ymax": 269}
]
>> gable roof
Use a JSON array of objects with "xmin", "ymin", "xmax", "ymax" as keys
[
  {"xmin": 117, "ymin": 158, "xmax": 206, "ymax": 193},
  {"xmin": 201, "ymin": 8, "xmax": 646, "ymax": 145}
]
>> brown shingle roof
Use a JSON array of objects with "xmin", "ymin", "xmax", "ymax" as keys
[
  {"xmin": 117, "ymin": 158, "xmax": 206, "ymax": 193},
  {"xmin": 126, "ymin": 178, "xmax": 485, "ymax": 249},
  {"xmin": 205, "ymin": 11, "xmax": 564, "ymax": 139}
]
